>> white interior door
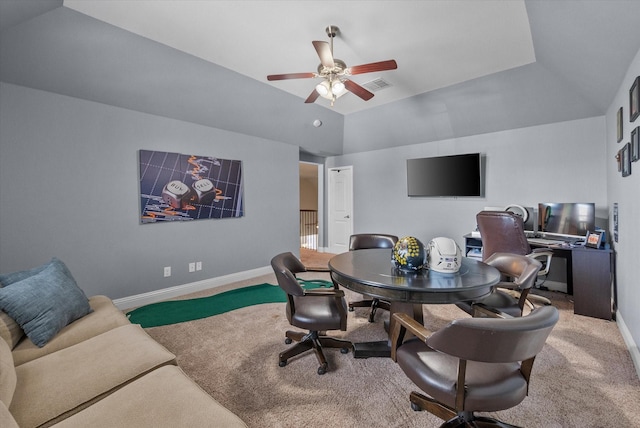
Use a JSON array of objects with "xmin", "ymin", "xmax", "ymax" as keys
[{"xmin": 328, "ymin": 167, "xmax": 353, "ymax": 254}]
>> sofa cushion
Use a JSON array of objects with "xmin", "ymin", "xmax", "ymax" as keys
[
  {"xmin": 0, "ymin": 338, "xmax": 17, "ymax": 408},
  {"xmin": 50, "ymin": 365, "xmax": 247, "ymax": 428},
  {"xmin": 0, "ymin": 311, "xmax": 23, "ymax": 350},
  {"xmin": 12, "ymin": 295, "xmax": 130, "ymax": 366},
  {"xmin": 0, "ymin": 401, "xmax": 19, "ymax": 428},
  {"xmin": 10, "ymin": 324, "xmax": 176, "ymax": 428},
  {"xmin": 0, "ymin": 258, "xmax": 92, "ymax": 347}
]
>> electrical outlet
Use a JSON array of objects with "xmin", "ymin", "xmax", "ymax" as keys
[
  {"xmin": 196, "ymin": 261, "xmax": 202, "ymax": 271},
  {"xmin": 163, "ymin": 266, "xmax": 171, "ymax": 277},
  {"xmin": 188, "ymin": 262, "xmax": 196, "ymax": 273}
]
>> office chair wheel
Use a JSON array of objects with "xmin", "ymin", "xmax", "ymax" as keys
[
  {"xmin": 410, "ymin": 402, "xmax": 422, "ymax": 412},
  {"xmin": 284, "ymin": 338, "xmax": 292, "ymax": 344},
  {"xmin": 340, "ymin": 347, "xmax": 350, "ymax": 354},
  {"xmin": 279, "ymin": 360, "xmax": 287, "ymax": 367},
  {"xmin": 317, "ymin": 364, "xmax": 328, "ymax": 375},
  {"xmin": 348, "ymin": 307, "xmax": 355, "ymax": 311}
]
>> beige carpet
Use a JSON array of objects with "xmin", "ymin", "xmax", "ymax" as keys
[{"xmin": 145, "ymin": 269, "xmax": 640, "ymax": 428}]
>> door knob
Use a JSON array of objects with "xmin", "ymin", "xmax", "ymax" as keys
[{"xmin": 344, "ymin": 215, "xmax": 350, "ymax": 219}]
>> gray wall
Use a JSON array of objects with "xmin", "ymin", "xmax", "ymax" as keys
[
  {"xmin": 327, "ymin": 116, "xmax": 607, "ymax": 250},
  {"xmin": 606, "ymin": 46, "xmax": 640, "ymax": 353},
  {"xmin": 0, "ymin": 82, "xmax": 300, "ymax": 299}
]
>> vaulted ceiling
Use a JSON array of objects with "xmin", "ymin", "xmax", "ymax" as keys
[{"xmin": 2, "ymin": 1, "xmax": 640, "ymax": 156}]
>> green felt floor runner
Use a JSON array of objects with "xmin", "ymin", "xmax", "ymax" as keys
[{"xmin": 126, "ymin": 279, "xmax": 332, "ymax": 328}]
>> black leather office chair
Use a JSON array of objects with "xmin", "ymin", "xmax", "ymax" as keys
[
  {"xmin": 456, "ymin": 252, "xmax": 542, "ymax": 318},
  {"xmin": 390, "ymin": 305, "xmax": 559, "ymax": 428},
  {"xmin": 346, "ymin": 233, "xmax": 398, "ymax": 322},
  {"xmin": 270, "ymin": 252, "xmax": 352, "ymax": 375},
  {"xmin": 476, "ymin": 210, "xmax": 553, "ymax": 306}
]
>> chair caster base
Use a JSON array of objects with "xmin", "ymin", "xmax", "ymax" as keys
[
  {"xmin": 279, "ymin": 360, "xmax": 287, "ymax": 367},
  {"xmin": 317, "ymin": 364, "xmax": 327, "ymax": 375},
  {"xmin": 284, "ymin": 337, "xmax": 292, "ymax": 344},
  {"xmin": 340, "ymin": 347, "xmax": 349, "ymax": 354}
]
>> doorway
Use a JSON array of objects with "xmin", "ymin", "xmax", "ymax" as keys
[
  {"xmin": 328, "ymin": 166, "xmax": 353, "ymax": 254},
  {"xmin": 299, "ymin": 162, "xmax": 323, "ymax": 252}
]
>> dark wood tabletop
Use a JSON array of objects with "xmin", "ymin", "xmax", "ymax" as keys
[{"xmin": 329, "ymin": 248, "xmax": 500, "ymax": 305}]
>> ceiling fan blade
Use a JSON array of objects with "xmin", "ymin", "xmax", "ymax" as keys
[
  {"xmin": 267, "ymin": 72, "xmax": 316, "ymax": 81},
  {"xmin": 344, "ymin": 79, "xmax": 374, "ymax": 101},
  {"xmin": 312, "ymin": 41, "xmax": 334, "ymax": 69},
  {"xmin": 304, "ymin": 90, "xmax": 320, "ymax": 104},
  {"xmin": 347, "ymin": 59, "xmax": 398, "ymax": 75}
]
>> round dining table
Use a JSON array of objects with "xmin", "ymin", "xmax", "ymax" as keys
[{"xmin": 329, "ymin": 248, "xmax": 501, "ymax": 358}]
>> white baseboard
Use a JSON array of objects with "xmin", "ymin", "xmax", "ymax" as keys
[
  {"xmin": 616, "ymin": 310, "xmax": 640, "ymax": 379},
  {"xmin": 113, "ymin": 266, "xmax": 272, "ymax": 311}
]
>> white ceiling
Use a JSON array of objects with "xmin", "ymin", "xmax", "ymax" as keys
[{"xmin": 64, "ymin": 0, "xmax": 536, "ymax": 115}]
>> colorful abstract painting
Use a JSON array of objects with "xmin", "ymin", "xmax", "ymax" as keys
[{"xmin": 139, "ymin": 149, "xmax": 243, "ymax": 223}]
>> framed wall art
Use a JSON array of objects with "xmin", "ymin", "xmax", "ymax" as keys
[
  {"xmin": 617, "ymin": 106, "xmax": 623, "ymax": 142},
  {"xmin": 632, "ymin": 126, "xmax": 640, "ymax": 162},
  {"xmin": 138, "ymin": 149, "xmax": 244, "ymax": 224},
  {"xmin": 630, "ymin": 76, "xmax": 640, "ymax": 122},
  {"xmin": 622, "ymin": 142, "xmax": 631, "ymax": 177}
]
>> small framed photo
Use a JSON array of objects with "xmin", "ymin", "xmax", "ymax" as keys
[
  {"xmin": 622, "ymin": 142, "xmax": 632, "ymax": 177},
  {"xmin": 617, "ymin": 107, "xmax": 624, "ymax": 142},
  {"xmin": 585, "ymin": 231, "xmax": 603, "ymax": 249},
  {"xmin": 632, "ymin": 126, "xmax": 640, "ymax": 162},
  {"xmin": 631, "ymin": 76, "xmax": 640, "ymax": 122}
]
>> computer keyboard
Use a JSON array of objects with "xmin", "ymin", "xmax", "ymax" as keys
[{"xmin": 528, "ymin": 238, "xmax": 567, "ymax": 246}]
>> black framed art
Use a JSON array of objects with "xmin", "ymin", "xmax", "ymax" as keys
[
  {"xmin": 585, "ymin": 230, "xmax": 604, "ymax": 249},
  {"xmin": 622, "ymin": 142, "xmax": 631, "ymax": 177},
  {"xmin": 633, "ymin": 126, "xmax": 640, "ymax": 162},
  {"xmin": 617, "ymin": 107, "xmax": 623, "ymax": 142},
  {"xmin": 630, "ymin": 76, "xmax": 640, "ymax": 122}
]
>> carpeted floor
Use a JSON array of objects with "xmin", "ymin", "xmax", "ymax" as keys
[{"xmin": 143, "ymin": 269, "xmax": 640, "ymax": 428}]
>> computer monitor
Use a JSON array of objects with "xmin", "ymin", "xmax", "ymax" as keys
[{"xmin": 538, "ymin": 202, "xmax": 595, "ymax": 239}]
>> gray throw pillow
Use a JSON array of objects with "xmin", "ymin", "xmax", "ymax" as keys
[{"xmin": 0, "ymin": 259, "xmax": 92, "ymax": 347}]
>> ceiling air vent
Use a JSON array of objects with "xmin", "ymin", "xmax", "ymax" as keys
[{"xmin": 361, "ymin": 78, "xmax": 392, "ymax": 92}]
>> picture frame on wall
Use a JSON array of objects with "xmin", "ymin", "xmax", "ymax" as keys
[
  {"xmin": 617, "ymin": 107, "xmax": 624, "ymax": 142},
  {"xmin": 633, "ymin": 126, "xmax": 640, "ymax": 162},
  {"xmin": 622, "ymin": 142, "xmax": 632, "ymax": 176},
  {"xmin": 630, "ymin": 76, "xmax": 640, "ymax": 122}
]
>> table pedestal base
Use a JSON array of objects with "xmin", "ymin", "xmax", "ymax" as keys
[{"xmin": 352, "ymin": 302, "xmax": 423, "ymax": 359}]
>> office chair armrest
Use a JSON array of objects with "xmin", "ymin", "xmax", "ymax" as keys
[
  {"xmin": 390, "ymin": 312, "xmax": 433, "ymax": 361},
  {"xmin": 527, "ymin": 249, "xmax": 553, "ymax": 276},
  {"xmin": 303, "ymin": 288, "xmax": 345, "ymax": 298},
  {"xmin": 471, "ymin": 303, "xmax": 515, "ymax": 319}
]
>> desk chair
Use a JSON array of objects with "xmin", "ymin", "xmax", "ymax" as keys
[
  {"xmin": 476, "ymin": 210, "xmax": 553, "ymax": 306},
  {"xmin": 457, "ymin": 252, "xmax": 542, "ymax": 318},
  {"xmin": 270, "ymin": 252, "xmax": 352, "ymax": 375},
  {"xmin": 390, "ymin": 305, "xmax": 559, "ymax": 428},
  {"xmin": 346, "ymin": 233, "xmax": 399, "ymax": 322}
]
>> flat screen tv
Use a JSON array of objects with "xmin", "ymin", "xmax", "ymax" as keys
[
  {"xmin": 407, "ymin": 153, "xmax": 482, "ymax": 197},
  {"xmin": 538, "ymin": 202, "xmax": 595, "ymax": 239}
]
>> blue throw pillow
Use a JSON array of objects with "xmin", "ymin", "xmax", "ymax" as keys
[{"xmin": 0, "ymin": 259, "xmax": 92, "ymax": 347}]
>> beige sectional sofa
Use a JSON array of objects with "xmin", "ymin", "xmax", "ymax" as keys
[{"xmin": 0, "ymin": 294, "xmax": 247, "ymax": 427}]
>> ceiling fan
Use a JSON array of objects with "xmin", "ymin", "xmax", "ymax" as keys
[{"xmin": 267, "ymin": 26, "xmax": 398, "ymax": 106}]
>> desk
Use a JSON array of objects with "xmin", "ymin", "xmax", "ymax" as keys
[
  {"xmin": 329, "ymin": 249, "xmax": 500, "ymax": 358},
  {"xmin": 464, "ymin": 234, "xmax": 616, "ymax": 320}
]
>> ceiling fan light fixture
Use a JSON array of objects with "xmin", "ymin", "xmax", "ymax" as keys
[
  {"xmin": 332, "ymin": 80, "xmax": 346, "ymax": 95},
  {"xmin": 315, "ymin": 81, "xmax": 330, "ymax": 96}
]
